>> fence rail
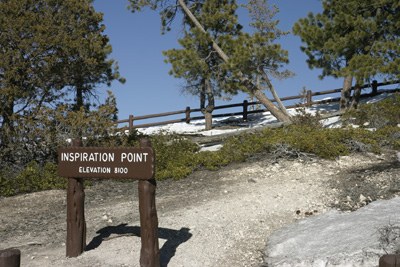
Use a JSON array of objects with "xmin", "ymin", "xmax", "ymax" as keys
[{"xmin": 117, "ymin": 80, "xmax": 400, "ymax": 130}]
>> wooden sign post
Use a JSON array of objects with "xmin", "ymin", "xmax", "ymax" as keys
[{"xmin": 58, "ymin": 138, "xmax": 159, "ymax": 267}]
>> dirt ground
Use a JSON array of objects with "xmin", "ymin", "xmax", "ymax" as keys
[{"xmin": 1, "ymin": 149, "xmax": 399, "ymax": 266}]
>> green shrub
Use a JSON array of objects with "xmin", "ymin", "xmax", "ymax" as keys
[
  {"xmin": 1, "ymin": 161, "xmax": 67, "ymax": 196},
  {"xmin": 342, "ymin": 93, "xmax": 400, "ymax": 128},
  {"xmin": 375, "ymin": 126, "xmax": 400, "ymax": 150},
  {"xmin": 0, "ymin": 173, "xmax": 14, "ymax": 196},
  {"xmin": 149, "ymin": 134, "xmax": 199, "ymax": 180},
  {"xmin": 196, "ymin": 150, "xmax": 231, "ymax": 170}
]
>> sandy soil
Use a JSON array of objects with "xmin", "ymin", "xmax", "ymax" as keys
[{"xmin": 1, "ymin": 149, "xmax": 399, "ymax": 267}]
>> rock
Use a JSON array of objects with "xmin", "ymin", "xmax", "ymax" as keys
[{"xmin": 359, "ymin": 194, "xmax": 367, "ymax": 202}]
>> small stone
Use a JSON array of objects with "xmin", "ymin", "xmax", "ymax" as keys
[
  {"xmin": 102, "ymin": 215, "xmax": 108, "ymax": 220},
  {"xmin": 346, "ymin": 196, "xmax": 352, "ymax": 202},
  {"xmin": 359, "ymin": 194, "xmax": 367, "ymax": 202}
]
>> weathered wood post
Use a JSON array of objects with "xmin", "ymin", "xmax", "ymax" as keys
[
  {"xmin": 372, "ymin": 80, "xmax": 378, "ymax": 96},
  {"xmin": 185, "ymin": 107, "xmax": 191, "ymax": 124},
  {"xmin": 138, "ymin": 138, "xmax": 160, "ymax": 267},
  {"xmin": 306, "ymin": 90, "xmax": 312, "ymax": 107},
  {"xmin": 243, "ymin": 100, "xmax": 248, "ymax": 121},
  {"xmin": 379, "ymin": 255, "xmax": 400, "ymax": 267},
  {"xmin": 129, "ymin": 115, "xmax": 134, "ymax": 130},
  {"xmin": 66, "ymin": 138, "xmax": 86, "ymax": 258},
  {"xmin": 0, "ymin": 248, "xmax": 20, "ymax": 267}
]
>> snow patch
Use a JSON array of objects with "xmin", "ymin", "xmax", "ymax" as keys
[{"xmin": 264, "ymin": 198, "xmax": 400, "ymax": 266}]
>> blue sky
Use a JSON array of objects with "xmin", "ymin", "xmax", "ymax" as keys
[{"xmin": 92, "ymin": 0, "xmax": 346, "ymax": 124}]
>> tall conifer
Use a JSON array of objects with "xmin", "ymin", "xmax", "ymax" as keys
[
  {"xmin": 293, "ymin": 0, "xmax": 400, "ymax": 110},
  {"xmin": 163, "ymin": 0, "xmax": 243, "ymax": 130}
]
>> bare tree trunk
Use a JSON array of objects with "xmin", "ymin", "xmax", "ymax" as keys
[
  {"xmin": 239, "ymin": 76, "xmax": 291, "ymax": 121},
  {"xmin": 201, "ymin": 79, "xmax": 214, "ymax": 130},
  {"xmin": 340, "ymin": 74, "xmax": 353, "ymax": 111},
  {"xmin": 256, "ymin": 74, "xmax": 261, "ymax": 110},
  {"xmin": 259, "ymin": 70, "xmax": 290, "ymax": 117},
  {"xmin": 178, "ymin": 0, "xmax": 291, "ymax": 122},
  {"xmin": 204, "ymin": 112, "xmax": 212, "ymax": 130}
]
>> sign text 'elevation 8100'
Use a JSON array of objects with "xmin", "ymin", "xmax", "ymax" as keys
[{"xmin": 58, "ymin": 147, "xmax": 155, "ymax": 180}]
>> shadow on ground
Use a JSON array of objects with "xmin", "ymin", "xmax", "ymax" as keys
[{"xmin": 86, "ymin": 224, "xmax": 192, "ymax": 266}]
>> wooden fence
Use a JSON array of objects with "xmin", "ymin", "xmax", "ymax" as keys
[{"xmin": 117, "ymin": 80, "xmax": 400, "ymax": 130}]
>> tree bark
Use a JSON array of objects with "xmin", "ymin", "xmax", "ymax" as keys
[
  {"xmin": 350, "ymin": 77, "xmax": 363, "ymax": 109},
  {"xmin": 200, "ymin": 79, "xmax": 214, "ymax": 130},
  {"xmin": 177, "ymin": 0, "xmax": 291, "ymax": 122},
  {"xmin": 340, "ymin": 74, "xmax": 353, "ymax": 111},
  {"xmin": 240, "ymin": 76, "xmax": 291, "ymax": 122},
  {"xmin": 260, "ymin": 70, "xmax": 290, "ymax": 117},
  {"xmin": 75, "ymin": 77, "xmax": 84, "ymax": 111},
  {"xmin": 256, "ymin": 74, "xmax": 261, "ymax": 110}
]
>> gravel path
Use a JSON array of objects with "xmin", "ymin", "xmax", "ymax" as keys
[{"xmin": 0, "ymin": 149, "xmax": 399, "ymax": 266}]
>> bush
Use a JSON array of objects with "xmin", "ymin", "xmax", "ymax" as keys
[
  {"xmin": 342, "ymin": 93, "xmax": 400, "ymax": 128},
  {"xmin": 149, "ymin": 133, "xmax": 199, "ymax": 180},
  {"xmin": 1, "ymin": 161, "xmax": 67, "ymax": 196}
]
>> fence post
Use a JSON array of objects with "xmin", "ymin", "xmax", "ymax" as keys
[
  {"xmin": 0, "ymin": 249, "xmax": 20, "ymax": 267},
  {"xmin": 379, "ymin": 255, "xmax": 400, "ymax": 267},
  {"xmin": 185, "ymin": 107, "xmax": 191, "ymax": 123},
  {"xmin": 306, "ymin": 90, "xmax": 312, "ymax": 107},
  {"xmin": 372, "ymin": 80, "xmax": 378, "ymax": 96},
  {"xmin": 138, "ymin": 138, "xmax": 160, "ymax": 267},
  {"xmin": 129, "ymin": 115, "xmax": 134, "ymax": 130},
  {"xmin": 66, "ymin": 138, "xmax": 86, "ymax": 258},
  {"xmin": 243, "ymin": 100, "xmax": 248, "ymax": 121}
]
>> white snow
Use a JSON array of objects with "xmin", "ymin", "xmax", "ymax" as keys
[{"xmin": 264, "ymin": 198, "xmax": 400, "ymax": 266}]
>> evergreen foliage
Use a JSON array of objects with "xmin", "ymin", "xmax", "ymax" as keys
[
  {"xmin": 162, "ymin": 0, "xmax": 243, "ymax": 129},
  {"xmin": 230, "ymin": 0, "xmax": 294, "ymax": 115},
  {"xmin": 0, "ymin": 0, "xmax": 124, "ymax": 149},
  {"xmin": 293, "ymin": 0, "xmax": 400, "ymax": 110},
  {"xmin": 0, "ymin": 91, "xmax": 119, "ymax": 175}
]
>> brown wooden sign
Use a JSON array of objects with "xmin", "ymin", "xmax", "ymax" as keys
[{"xmin": 58, "ymin": 147, "xmax": 155, "ymax": 180}]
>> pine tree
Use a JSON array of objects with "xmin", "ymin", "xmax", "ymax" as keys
[
  {"xmin": 293, "ymin": 0, "xmax": 400, "ymax": 111},
  {"xmin": 128, "ymin": 0, "xmax": 291, "ymax": 122},
  {"xmin": 232, "ymin": 0, "xmax": 294, "ymax": 116},
  {"xmin": 163, "ymin": 0, "xmax": 243, "ymax": 130},
  {"xmin": 0, "ymin": 0, "xmax": 126, "ymax": 159},
  {"xmin": 0, "ymin": 0, "xmax": 124, "ymax": 132}
]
